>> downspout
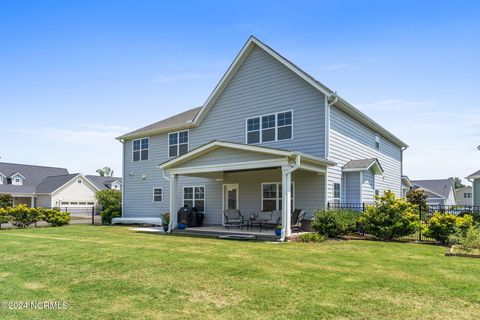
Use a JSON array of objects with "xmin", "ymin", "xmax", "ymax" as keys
[
  {"xmin": 280, "ymin": 154, "xmax": 301, "ymax": 242},
  {"xmin": 324, "ymin": 93, "xmax": 338, "ymax": 207},
  {"xmin": 160, "ymin": 168, "xmax": 174, "ymax": 232},
  {"xmin": 117, "ymin": 138, "xmax": 125, "ymax": 218}
]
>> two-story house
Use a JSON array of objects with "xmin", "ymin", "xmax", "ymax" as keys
[{"xmin": 116, "ymin": 36, "xmax": 408, "ymax": 240}]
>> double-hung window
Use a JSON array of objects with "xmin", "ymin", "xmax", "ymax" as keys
[
  {"xmin": 261, "ymin": 182, "xmax": 294, "ymax": 211},
  {"xmin": 183, "ymin": 186, "xmax": 205, "ymax": 212},
  {"xmin": 153, "ymin": 188, "xmax": 163, "ymax": 202},
  {"xmin": 133, "ymin": 138, "xmax": 149, "ymax": 161},
  {"xmin": 169, "ymin": 130, "xmax": 189, "ymax": 157},
  {"xmin": 246, "ymin": 111, "xmax": 292, "ymax": 144},
  {"xmin": 333, "ymin": 183, "xmax": 341, "ymax": 202}
]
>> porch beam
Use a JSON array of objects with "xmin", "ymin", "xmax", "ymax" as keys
[
  {"xmin": 168, "ymin": 174, "xmax": 178, "ymax": 232},
  {"xmin": 169, "ymin": 159, "xmax": 289, "ymax": 175}
]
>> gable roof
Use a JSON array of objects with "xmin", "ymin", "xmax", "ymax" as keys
[
  {"xmin": 0, "ymin": 162, "xmax": 69, "ymax": 194},
  {"xmin": 411, "ymin": 178, "xmax": 455, "ymax": 200},
  {"xmin": 466, "ymin": 169, "xmax": 480, "ymax": 180},
  {"xmin": 35, "ymin": 173, "xmax": 82, "ymax": 193},
  {"xmin": 401, "ymin": 175, "xmax": 413, "ymax": 188},
  {"xmin": 85, "ymin": 175, "xmax": 123, "ymax": 190},
  {"xmin": 342, "ymin": 158, "xmax": 384, "ymax": 175},
  {"xmin": 455, "ymin": 185, "xmax": 472, "ymax": 192},
  {"xmin": 117, "ymin": 36, "xmax": 408, "ymax": 148}
]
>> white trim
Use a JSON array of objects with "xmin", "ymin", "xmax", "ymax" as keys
[
  {"xmin": 132, "ymin": 137, "xmax": 149, "ymax": 162},
  {"xmin": 50, "ymin": 174, "xmax": 101, "ymax": 196},
  {"xmin": 182, "ymin": 185, "xmax": 206, "ymax": 213},
  {"xmin": 168, "ymin": 129, "xmax": 190, "ymax": 158},
  {"xmin": 245, "ymin": 110, "xmax": 293, "ymax": 144},
  {"xmin": 333, "ymin": 182, "xmax": 341, "ymax": 202},
  {"xmin": 152, "ymin": 187, "xmax": 163, "ymax": 202},
  {"xmin": 121, "ymin": 140, "xmax": 125, "ymax": 218},
  {"xmin": 169, "ymin": 159, "xmax": 289, "ymax": 175},
  {"xmin": 325, "ymin": 95, "xmax": 330, "ymax": 159},
  {"xmin": 10, "ymin": 172, "xmax": 26, "ymax": 180},
  {"xmin": 260, "ymin": 181, "xmax": 295, "ymax": 212},
  {"xmin": 222, "ymin": 184, "xmax": 239, "ymax": 226}
]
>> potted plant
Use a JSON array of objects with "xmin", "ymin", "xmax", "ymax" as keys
[
  {"xmin": 275, "ymin": 225, "xmax": 282, "ymax": 236},
  {"xmin": 162, "ymin": 213, "xmax": 170, "ymax": 232},
  {"xmin": 178, "ymin": 219, "xmax": 187, "ymax": 230}
]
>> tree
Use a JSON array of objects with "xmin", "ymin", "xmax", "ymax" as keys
[
  {"xmin": 450, "ymin": 177, "xmax": 465, "ymax": 190},
  {"xmin": 96, "ymin": 167, "xmax": 114, "ymax": 177},
  {"xmin": 406, "ymin": 188, "xmax": 428, "ymax": 212},
  {"xmin": 0, "ymin": 193, "xmax": 13, "ymax": 208},
  {"xmin": 95, "ymin": 189, "xmax": 122, "ymax": 208}
]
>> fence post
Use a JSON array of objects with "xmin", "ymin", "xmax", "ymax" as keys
[
  {"xmin": 418, "ymin": 205, "xmax": 422, "ymax": 242},
  {"xmin": 91, "ymin": 206, "xmax": 95, "ymax": 225},
  {"xmin": 327, "ymin": 202, "xmax": 330, "ymax": 210},
  {"xmin": 362, "ymin": 203, "xmax": 365, "ymax": 212}
]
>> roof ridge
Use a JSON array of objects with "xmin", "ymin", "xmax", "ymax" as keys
[{"xmin": 0, "ymin": 162, "xmax": 68, "ymax": 171}]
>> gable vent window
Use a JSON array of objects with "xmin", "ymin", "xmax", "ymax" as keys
[
  {"xmin": 374, "ymin": 135, "xmax": 380, "ymax": 149},
  {"xmin": 169, "ymin": 130, "xmax": 189, "ymax": 157},
  {"xmin": 246, "ymin": 111, "xmax": 292, "ymax": 144},
  {"xmin": 133, "ymin": 138, "xmax": 149, "ymax": 161},
  {"xmin": 77, "ymin": 179, "xmax": 82, "ymax": 184}
]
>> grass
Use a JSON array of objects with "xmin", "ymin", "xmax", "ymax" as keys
[{"xmin": 1, "ymin": 225, "xmax": 480, "ymax": 320}]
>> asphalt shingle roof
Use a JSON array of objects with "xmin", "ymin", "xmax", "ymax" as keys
[
  {"xmin": 0, "ymin": 162, "xmax": 69, "ymax": 194},
  {"xmin": 119, "ymin": 107, "xmax": 202, "ymax": 139},
  {"xmin": 343, "ymin": 158, "xmax": 378, "ymax": 170},
  {"xmin": 35, "ymin": 174, "xmax": 80, "ymax": 193},
  {"xmin": 85, "ymin": 175, "xmax": 122, "ymax": 190},
  {"xmin": 411, "ymin": 178, "xmax": 454, "ymax": 199},
  {"xmin": 467, "ymin": 169, "xmax": 480, "ymax": 179}
]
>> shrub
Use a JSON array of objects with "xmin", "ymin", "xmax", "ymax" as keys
[
  {"xmin": 0, "ymin": 193, "xmax": 13, "ymax": 208},
  {"xmin": 360, "ymin": 191, "xmax": 420, "ymax": 240},
  {"xmin": 458, "ymin": 226, "xmax": 480, "ymax": 251},
  {"xmin": 406, "ymin": 189, "xmax": 428, "ymax": 212},
  {"xmin": 312, "ymin": 209, "xmax": 359, "ymax": 238},
  {"xmin": 425, "ymin": 213, "xmax": 474, "ymax": 244},
  {"xmin": 41, "ymin": 208, "xmax": 71, "ymax": 227},
  {"xmin": 95, "ymin": 189, "xmax": 122, "ymax": 208},
  {"xmin": 100, "ymin": 205, "xmax": 121, "ymax": 225},
  {"xmin": 298, "ymin": 233, "xmax": 325, "ymax": 243},
  {"xmin": 9, "ymin": 205, "xmax": 40, "ymax": 228},
  {"xmin": 0, "ymin": 208, "xmax": 11, "ymax": 228}
]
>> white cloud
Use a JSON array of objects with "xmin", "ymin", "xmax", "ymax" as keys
[{"xmin": 153, "ymin": 72, "xmax": 219, "ymax": 84}]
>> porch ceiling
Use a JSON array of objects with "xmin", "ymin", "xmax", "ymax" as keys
[{"xmin": 158, "ymin": 140, "xmax": 335, "ymax": 175}]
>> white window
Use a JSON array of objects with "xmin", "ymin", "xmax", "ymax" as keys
[
  {"xmin": 464, "ymin": 192, "xmax": 472, "ymax": 198},
  {"xmin": 183, "ymin": 186, "xmax": 205, "ymax": 212},
  {"xmin": 153, "ymin": 188, "xmax": 163, "ymax": 202},
  {"xmin": 87, "ymin": 202, "xmax": 95, "ymax": 206},
  {"xmin": 333, "ymin": 183, "xmax": 341, "ymax": 201},
  {"xmin": 169, "ymin": 130, "xmax": 189, "ymax": 157},
  {"xmin": 246, "ymin": 111, "xmax": 292, "ymax": 144},
  {"xmin": 374, "ymin": 134, "xmax": 380, "ymax": 149},
  {"xmin": 261, "ymin": 182, "xmax": 294, "ymax": 211},
  {"xmin": 133, "ymin": 138, "xmax": 149, "ymax": 161},
  {"xmin": 77, "ymin": 179, "xmax": 82, "ymax": 184}
]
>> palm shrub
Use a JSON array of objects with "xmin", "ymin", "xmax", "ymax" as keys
[
  {"xmin": 425, "ymin": 213, "xmax": 474, "ymax": 244},
  {"xmin": 312, "ymin": 209, "xmax": 360, "ymax": 238},
  {"xmin": 360, "ymin": 190, "xmax": 420, "ymax": 240}
]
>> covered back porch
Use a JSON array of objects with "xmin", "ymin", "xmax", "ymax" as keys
[{"xmin": 159, "ymin": 141, "xmax": 335, "ymax": 241}]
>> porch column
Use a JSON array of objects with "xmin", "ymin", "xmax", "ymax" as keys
[
  {"xmin": 30, "ymin": 197, "xmax": 35, "ymax": 208},
  {"xmin": 281, "ymin": 166, "xmax": 293, "ymax": 240},
  {"xmin": 168, "ymin": 174, "xmax": 178, "ymax": 232}
]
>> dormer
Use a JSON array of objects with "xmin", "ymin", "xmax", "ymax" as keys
[
  {"xmin": 10, "ymin": 172, "xmax": 26, "ymax": 185},
  {"xmin": 0, "ymin": 172, "xmax": 5, "ymax": 185},
  {"xmin": 110, "ymin": 180, "xmax": 122, "ymax": 191}
]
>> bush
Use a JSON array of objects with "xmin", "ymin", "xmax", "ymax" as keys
[
  {"xmin": 100, "ymin": 205, "xmax": 121, "ymax": 225},
  {"xmin": 95, "ymin": 189, "xmax": 122, "ymax": 208},
  {"xmin": 458, "ymin": 226, "xmax": 480, "ymax": 251},
  {"xmin": 360, "ymin": 191, "xmax": 420, "ymax": 240},
  {"xmin": 298, "ymin": 233, "xmax": 325, "ymax": 243},
  {"xmin": 40, "ymin": 208, "xmax": 71, "ymax": 227},
  {"xmin": 0, "ymin": 208, "xmax": 11, "ymax": 228},
  {"xmin": 312, "ymin": 209, "xmax": 359, "ymax": 238},
  {"xmin": 9, "ymin": 205, "xmax": 41, "ymax": 228},
  {"xmin": 425, "ymin": 213, "xmax": 474, "ymax": 244},
  {"xmin": 0, "ymin": 193, "xmax": 13, "ymax": 208},
  {"xmin": 406, "ymin": 189, "xmax": 428, "ymax": 212}
]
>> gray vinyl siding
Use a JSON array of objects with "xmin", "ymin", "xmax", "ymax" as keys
[
  {"xmin": 345, "ymin": 172, "xmax": 361, "ymax": 203},
  {"xmin": 327, "ymin": 106, "xmax": 402, "ymax": 203},
  {"xmin": 174, "ymin": 148, "xmax": 283, "ymax": 169},
  {"xmin": 123, "ymin": 45, "xmax": 326, "ymax": 219},
  {"xmin": 474, "ymin": 179, "xmax": 480, "ymax": 206},
  {"xmin": 362, "ymin": 170, "xmax": 375, "ymax": 203}
]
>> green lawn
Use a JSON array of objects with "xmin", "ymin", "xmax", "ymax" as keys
[{"xmin": 1, "ymin": 226, "xmax": 479, "ymax": 320}]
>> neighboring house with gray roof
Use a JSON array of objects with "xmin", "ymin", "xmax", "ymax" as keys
[
  {"xmin": 411, "ymin": 178, "xmax": 456, "ymax": 205},
  {"xmin": 0, "ymin": 162, "xmax": 122, "ymax": 208},
  {"xmin": 115, "ymin": 36, "xmax": 408, "ymax": 240},
  {"xmin": 466, "ymin": 170, "xmax": 480, "ymax": 206},
  {"xmin": 455, "ymin": 185, "xmax": 473, "ymax": 206}
]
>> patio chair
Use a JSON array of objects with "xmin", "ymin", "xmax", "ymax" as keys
[
  {"xmin": 291, "ymin": 208, "xmax": 306, "ymax": 232},
  {"xmin": 223, "ymin": 209, "xmax": 245, "ymax": 230}
]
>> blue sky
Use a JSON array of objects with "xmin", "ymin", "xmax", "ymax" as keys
[{"xmin": 1, "ymin": 1, "xmax": 479, "ymax": 182}]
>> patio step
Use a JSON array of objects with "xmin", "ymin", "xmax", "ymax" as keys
[{"xmin": 218, "ymin": 235, "xmax": 256, "ymax": 241}]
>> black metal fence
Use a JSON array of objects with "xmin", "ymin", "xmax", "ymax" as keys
[
  {"xmin": 55, "ymin": 206, "xmax": 103, "ymax": 225},
  {"xmin": 327, "ymin": 202, "xmax": 480, "ymax": 242}
]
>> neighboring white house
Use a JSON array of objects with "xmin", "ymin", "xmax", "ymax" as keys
[
  {"xmin": 455, "ymin": 185, "xmax": 473, "ymax": 206},
  {"xmin": 0, "ymin": 162, "xmax": 122, "ymax": 208},
  {"xmin": 411, "ymin": 178, "xmax": 456, "ymax": 206},
  {"xmin": 116, "ymin": 36, "xmax": 408, "ymax": 240},
  {"xmin": 466, "ymin": 169, "xmax": 480, "ymax": 206}
]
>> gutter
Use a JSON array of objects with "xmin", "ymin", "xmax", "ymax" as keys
[{"xmin": 160, "ymin": 168, "xmax": 174, "ymax": 233}]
